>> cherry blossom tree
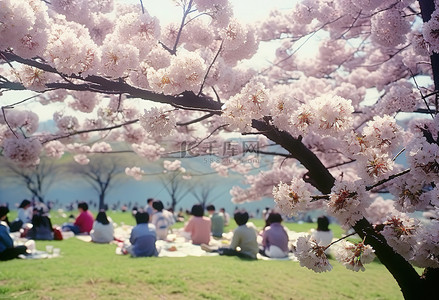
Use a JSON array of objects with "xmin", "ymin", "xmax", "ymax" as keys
[
  {"xmin": 0, "ymin": 157, "xmax": 59, "ymax": 203},
  {"xmin": 1, "ymin": 0, "xmax": 439, "ymax": 298}
]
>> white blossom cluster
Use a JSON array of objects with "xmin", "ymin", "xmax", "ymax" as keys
[
  {"xmin": 132, "ymin": 142, "xmax": 164, "ymax": 161},
  {"xmin": 334, "ymin": 240, "xmax": 376, "ymax": 272},
  {"xmin": 2, "ymin": 136, "xmax": 42, "ymax": 167},
  {"xmin": 272, "ymin": 178, "xmax": 312, "ymax": 217},
  {"xmin": 139, "ymin": 107, "xmax": 176, "ymax": 138},
  {"xmin": 295, "ymin": 235, "xmax": 333, "ymax": 272},
  {"xmin": 222, "ymin": 80, "xmax": 270, "ymax": 131},
  {"xmin": 327, "ymin": 181, "xmax": 368, "ymax": 229},
  {"xmin": 381, "ymin": 215, "xmax": 420, "ymax": 261},
  {"xmin": 125, "ymin": 166, "xmax": 145, "ymax": 181}
]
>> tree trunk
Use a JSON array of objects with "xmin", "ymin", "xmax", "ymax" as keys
[
  {"xmin": 252, "ymin": 118, "xmax": 431, "ymax": 299},
  {"xmin": 99, "ymin": 194, "xmax": 105, "ymax": 211}
]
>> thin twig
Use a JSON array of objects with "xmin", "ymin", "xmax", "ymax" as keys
[
  {"xmin": 365, "ymin": 168, "xmax": 411, "ymax": 191},
  {"xmin": 198, "ymin": 40, "xmax": 223, "ymax": 96},
  {"xmin": 1, "ymin": 106, "xmax": 19, "ymax": 138},
  {"xmin": 42, "ymin": 119, "xmax": 139, "ymax": 144},
  {"xmin": 165, "ymin": 124, "xmax": 227, "ymax": 156},
  {"xmin": 325, "ymin": 232, "xmax": 359, "ymax": 250}
]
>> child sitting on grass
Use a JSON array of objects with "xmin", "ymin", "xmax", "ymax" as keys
[{"xmin": 201, "ymin": 210, "xmax": 259, "ymax": 259}]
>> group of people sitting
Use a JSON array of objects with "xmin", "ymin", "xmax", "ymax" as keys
[
  {"xmin": 1, "ymin": 197, "xmax": 334, "ymax": 261},
  {"xmin": 0, "ymin": 199, "xmax": 100, "ymax": 261},
  {"xmin": 0, "ymin": 199, "xmax": 64, "ymax": 261}
]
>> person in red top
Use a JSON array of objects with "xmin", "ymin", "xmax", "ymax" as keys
[
  {"xmin": 183, "ymin": 204, "xmax": 211, "ymax": 245},
  {"xmin": 62, "ymin": 202, "xmax": 94, "ymax": 234}
]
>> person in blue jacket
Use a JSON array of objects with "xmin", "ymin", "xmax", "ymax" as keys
[{"xmin": 0, "ymin": 206, "xmax": 27, "ymax": 261}]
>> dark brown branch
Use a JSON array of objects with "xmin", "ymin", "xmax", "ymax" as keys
[
  {"xmin": 365, "ymin": 168, "xmax": 410, "ymax": 191},
  {"xmin": 198, "ymin": 40, "xmax": 223, "ymax": 96},
  {"xmin": 176, "ymin": 113, "xmax": 214, "ymax": 126},
  {"xmin": 1, "ymin": 51, "xmax": 223, "ymax": 112},
  {"xmin": 42, "ymin": 119, "xmax": 139, "ymax": 144},
  {"xmin": 252, "ymin": 118, "xmax": 335, "ymax": 194}
]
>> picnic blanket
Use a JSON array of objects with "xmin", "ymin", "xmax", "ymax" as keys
[
  {"xmin": 19, "ymin": 250, "xmax": 61, "ymax": 259},
  {"xmin": 109, "ymin": 224, "xmax": 300, "ymax": 260}
]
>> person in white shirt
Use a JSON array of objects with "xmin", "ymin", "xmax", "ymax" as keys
[
  {"xmin": 151, "ymin": 200, "xmax": 175, "ymax": 240},
  {"xmin": 90, "ymin": 211, "xmax": 114, "ymax": 243},
  {"xmin": 311, "ymin": 215, "xmax": 333, "ymax": 254}
]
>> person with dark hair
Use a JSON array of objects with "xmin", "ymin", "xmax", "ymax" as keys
[
  {"xmin": 26, "ymin": 210, "xmax": 54, "ymax": 240},
  {"xmin": 144, "ymin": 198, "xmax": 155, "ymax": 219},
  {"xmin": 311, "ymin": 215, "xmax": 333, "ymax": 251},
  {"xmin": 206, "ymin": 205, "xmax": 224, "ymax": 238},
  {"xmin": 9, "ymin": 199, "xmax": 33, "ymax": 233},
  {"xmin": 18, "ymin": 200, "xmax": 32, "ymax": 221},
  {"xmin": 260, "ymin": 212, "xmax": 289, "ymax": 258},
  {"xmin": 201, "ymin": 210, "xmax": 259, "ymax": 259},
  {"xmin": 125, "ymin": 212, "xmax": 158, "ymax": 257},
  {"xmin": 0, "ymin": 206, "xmax": 28, "ymax": 261},
  {"xmin": 90, "ymin": 211, "xmax": 114, "ymax": 243},
  {"xmin": 62, "ymin": 201, "xmax": 94, "ymax": 234},
  {"xmin": 183, "ymin": 204, "xmax": 211, "ymax": 245},
  {"xmin": 219, "ymin": 208, "xmax": 230, "ymax": 226},
  {"xmin": 151, "ymin": 200, "xmax": 174, "ymax": 240}
]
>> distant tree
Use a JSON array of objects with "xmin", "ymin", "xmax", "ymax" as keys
[
  {"xmin": 159, "ymin": 160, "xmax": 193, "ymax": 211},
  {"xmin": 0, "ymin": 157, "xmax": 59, "ymax": 203},
  {"xmin": 70, "ymin": 155, "xmax": 126, "ymax": 210},
  {"xmin": 191, "ymin": 181, "xmax": 221, "ymax": 210}
]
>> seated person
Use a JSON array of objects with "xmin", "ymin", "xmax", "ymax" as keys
[
  {"xmin": 26, "ymin": 211, "xmax": 54, "ymax": 240},
  {"xmin": 311, "ymin": 215, "xmax": 333, "ymax": 252},
  {"xmin": 9, "ymin": 199, "xmax": 33, "ymax": 232},
  {"xmin": 183, "ymin": 204, "xmax": 211, "ymax": 245},
  {"xmin": 62, "ymin": 201, "xmax": 94, "ymax": 234},
  {"xmin": 260, "ymin": 212, "xmax": 289, "ymax": 258},
  {"xmin": 220, "ymin": 208, "xmax": 230, "ymax": 226},
  {"xmin": 127, "ymin": 212, "xmax": 158, "ymax": 257},
  {"xmin": 201, "ymin": 210, "xmax": 259, "ymax": 259},
  {"xmin": 90, "ymin": 211, "xmax": 114, "ymax": 243},
  {"xmin": 0, "ymin": 206, "xmax": 28, "ymax": 261},
  {"xmin": 206, "ymin": 205, "xmax": 224, "ymax": 238},
  {"xmin": 151, "ymin": 200, "xmax": 174, "ymax": 241}
]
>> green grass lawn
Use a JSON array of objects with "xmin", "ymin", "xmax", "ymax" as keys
[{"xmin": 0, "ymin": 211, "xmax": 404, "ymax": 300}]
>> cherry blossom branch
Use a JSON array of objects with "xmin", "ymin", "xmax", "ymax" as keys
[
  {"xmin": 392, "ymin": 148, "xmax": 405, "ymax": 161},
  {"xmin": 411, "ymin": 69, "xmax": 436, "ymax": 118},
  {"xmin": 176, "ymin": 113, "xmax": 214, "ymax": 126},
  {"xmin": 251, "ymin": 150, "xmax": 291, "ymax": 157},
  {"xmin": 1, "ymin": 106, "xmax": 19, "ymax": 139},
  {"xmin": 170, "ymin": 0, "xmax": 194, "ymax": 55},
  {"xmin": 0, "ymin": 51, "xmax": 15, "ymax": 69},
  {"xmin": 1, "ymin": 51, "xmax": 223, "ymax": 112},
  {"xmin": 309, "ymin": 194, "xmax": 330, "ymax": 202},
  {"xmin": 198, "ymin": 40, "xmax": 223, "ymax": 96},
  {"xmin": 324, "ymin": 232, "xmax": 358, "ymax": 250},
  {"xmin": 365, "ymin": 168, "xmax": 411, "ymax": 191},
  {"xmin": 139, "ymin": 0, "xmax": 145, "ymax": 14},
  {"xmin": 360, "ymin": 44, "xmax": 411, "ymax": 68},
  {"xmin": 352, "ymin": 217, "xmax": 420, "ymax": 299},
  {"xmin": 326, "ymin": 158, "xmax": 356, "ymax": 170},
  {"xmin": 41, "ymin": 119, "xmax": 139, "ymax": 144},
  {"xmin": 259, "ymin": 16, "xmax": 344, "ymax": 76},
  {"xmin": 252, "ymin": 118, "xmax": 335, "ymax": 194},
  {"xmin": 0, "ymin": 93, "xmax": 40, "ymax": 139},
  {"xmin": 165, "ymin": 124, "xmax": 227, "ymax": 156}
]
